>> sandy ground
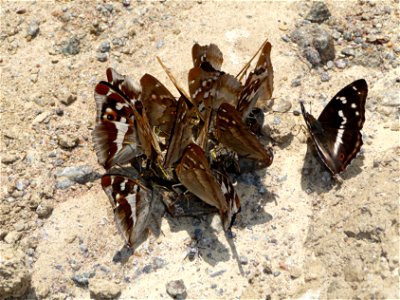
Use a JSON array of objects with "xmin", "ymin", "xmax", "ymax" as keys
[{"xmin": 1, "ymin": 0, "xmax": 399, "ymax": 299}]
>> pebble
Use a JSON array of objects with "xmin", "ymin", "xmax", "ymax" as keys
[
  {"xmin": 4, "ymin": 231, "xmax": 22, "ymax": 244},
  {"xmin": 305, "ymin": 1, "xmax": 331, "ymax": 23},
  {"xmin": 27, "ymin": 21, "xmax": 40, "ymax": 40},
  {"xmin": 57, "ymin": 134, "xmax": 79, "ymax": 149},
  {"xmin": 58, "ymin": 91, "xmax": 77, "ymax": 106},
  {"xmin": 98, "ymin": 41, "xmax": 111, "ymax": 53},
  {"xmin": 334, "ymin": 59, "xmax": 347, "ymax": 69},
  {"xmin": 273, "ymin": 100, "xmax": 292, "ymax": 113},
  {"xmin": 156, "ymin": 40, "xmax": 165, "ymax": 49},
  {"xmin": 303, "ymin": 46, "xmax": 321, "ymax": 66},
  {"xmin": 61, "ymin": 36, "xmax": 80, "ymax": 55},
  {"xmin": 0, "ymin": 244, "xmax": 31, "ymax": 298},
  {"xmin": 166, "ymin": 279, "xmax": 187, "ymax": 299},
  {"xmin": 273, "ymin": 271, "xmax": 281, "ymax": 277},
  {"xmin": 320, "ymin": 72, "xmax": 330, "ymax": 82},
  {"xmin": 122, "ymin": 0, "xmax": 131, "ymax": 7},
  {"xmin": 2, "ymin": 154, "xmax": 19, "ymax": 165},
  {"xmin": 36, "ymin": 202, "xmax": 53, "ymax": 218},
  {"xmin": 142, "ymin": 265, "xmax": 153, "ymax": 274},
  {"xmin": 210, "ymin": 270, "xmax": 226, "ymax": 277},
  {"xmin": 32, "ymin": 111, "xmax": 52, "ymax": 125},
  {"xmin": 263, "ymin": 261, "xmax": 273, "ymax": 274},
  {"xmin": 71, "ymin": 272, "xmax": 92, "ymax": 287},
  {"xmin": 97, "ymin": 52, "xmax": 108, "ymax": 62},
  {"xmin": 153, "ymin": 257, "xmax": 167, "ymax": 269},
  {"xmin": 57, "ymin": 165, "xmax": 99, "ymax": 184},
  {"xmin": 291, "ymin": 77, "xmax": 302, "ymax": 87},
  {"xmin": 55, "ymin": 179, "xmax": 74, "ymax": 190},
  {"xmin": 89, "ymin": 279, "xmax": 121, "ymax": 300},
  {"xmin": 16, "ymin": 179, "xmax": 30, "ymax": 191},
  {"xmin": 239, "ymin": 256, "xmax": 249, "ymax": 265},
  {"xmin": 341, "ymin": 47, "xmax": 356, "ymax": 57}
]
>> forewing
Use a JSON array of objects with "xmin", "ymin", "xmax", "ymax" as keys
[
  {"xmin": 101, "ymin": 174, "xmax": 152, "ymax": 247},
  {"xmin": 106, "ymin": 68, "xmax": 142, "ymax": 101},
  {"xmin": 175, "ymin": 143, "xmax": 228, "ymax": 213},
  {"xmin": 214, "ymin": 171, "xmax": 241, "ymax": 231},
  {"xmin": 93, "ymin": 82, "xmax": 142, "ymax": 169},
  {"xmin": 237, "ymin": 42, "xmax": 273, "ymax": 119},
  {"xmin": 140, "ymin": 74, "xmax": 177, "ymax": 138},
  {"xmin": 215, "ymin": 103, "xmax": 274, "ymax": 167},
  {"xmin": 164, "ymin": 97, "xmax": 198, "ymax": 168},
  {"xmin": 192, "ymin": 43, "xmax": 223, "ymax": 70}
]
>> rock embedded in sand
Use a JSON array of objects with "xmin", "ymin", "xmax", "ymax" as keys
[
  {"xmin": 166, "ymin": 279, "xmax": 187, "ymax": 299},
  {"xmin": 305, "ymin": 1, "xmax": 331, "ymax": 23},
  {"xmin": 89, "ymin": 278, "xmax": 122, "ymax": 300}
]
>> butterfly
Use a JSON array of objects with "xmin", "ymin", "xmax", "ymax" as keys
[
  {"xmin": 215, "ymin": 103, "xmax": 274, "ymax": 168},
  {"xmin": 93, "ymin": 68, "xmax": 163, "ymax": 169},
  {"xmin": 236, "ymin": 40, "xmax": 274, "ymax": 119},
  {"xmin": 300, "ymin": 79, "xmax": 368, "ymax": 175},
  {"xmin": 175, "ymin": 143, "xmax": 240, "ymax": 230},
  {"xmin": 101, "ymin": 173, "xmax": 153, "ymax": 248}
]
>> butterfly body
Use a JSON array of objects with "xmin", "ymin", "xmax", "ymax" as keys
[{"xmin": 300, "ymin": 79, "xmax": 368, "ymax": 175}]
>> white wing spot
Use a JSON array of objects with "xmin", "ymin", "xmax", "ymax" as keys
[
  {"xmin": 351, "ymin": 103, "xmax": 357, "ymax": 109},
  {"xmin": 339, "ymin": 96, "xmax": 347, "ymax": 104},
  {"xmin": 352, "ymin": 85, "xmax": 358, "ymax": 91},
  {"xmin": 355, "ymin": 111, "xmax": 360, "ymax": 116}
]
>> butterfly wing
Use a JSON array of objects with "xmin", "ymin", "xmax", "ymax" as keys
[
  {"xmin": 140, "ymin": 74, "xmax": 177, "ymax": 139},
  {"xmin": 215, "ymin": 103, "xmax": 274, "ymax": 167},
  {"xmin": 101, "ymin": 174, "xmax": 152, "ymax": 247},
  {"xmin": 214, "ymin": 171, "xmax": 241, "ymax": 231},
  {"xmin": 93, "ymin": 82, "xmax": 142, "ymax": 169},
  {"xmin": 237, "ymin": 41, "xmax": 274, "ymax": 119},
  {"xmin": 175, "ymin": 143, "xmax": 228, "ymax": 213},
  {"xmin": 164, "ymin": 97, "xmax": 198, "ymax": 168},
  {"xmin": 301, "ymin": 79, "xmax": 368, "ymax": 174},
  {"xmin": 192, "ymin": 43, "xmax": 223, "ymax": 70}
]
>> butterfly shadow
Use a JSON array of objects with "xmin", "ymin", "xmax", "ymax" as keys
[{"xmin": 300, "ymin": 144, "xmax": 365, "ymax": 194}]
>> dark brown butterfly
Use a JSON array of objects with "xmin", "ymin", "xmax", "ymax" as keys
[
  {"xmin": 300, "ymin": 79, "xmax": 368, "ymax": 175},
  {"xmin": 236, "ymin": 40, "xmax": 274, "ymax": 119},
  {"xmin": 102, "ymin": 174, "xmax": 152, "ymax": 247},
  {"xmin": 215, "ymin": 103, "xmax": 273, "ymax": 168}
]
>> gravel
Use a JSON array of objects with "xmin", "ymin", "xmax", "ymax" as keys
[
  {"xmin": 305, "ymin": 1, "xmax": 331, "ymax": 23},
  {"xmin": 166, "ymin": 279, "xmax": 187, "ymax": 299}
]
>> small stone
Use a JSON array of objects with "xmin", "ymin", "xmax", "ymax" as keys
[
  {"xmin": 166, "ymin": 280, "xmax": 187, "ymax": 299},
  {"xmin": 4, "ymin": 231, "xmax": 22, "ymax": 244},
  {"xmin": 36, "ymin": 202, "xmax": 53, "ymax": 218},
  {"xmin": 96, "ymin": 52, "xmax": 108, "ymax": 62},
  {"xmin": 57, "ymin": 134, "xmax": 79, "ymax": 149},
  {"xmin": 32, "ymin": 111, "xmax": 52, "ymax": 125},
  {"xmin": 341, "ymin": 47, "xmax": 356, "ymax": 57},
  {"xmin": 326, "ymin": 60, "xmax": 334, "ymax": 69},
  {"xmin": 289, "ymin": 266, "xmax": 302, "ymax": 279},
  {"xmin": 142, "ymin": 265, "xmax": 153, "ymax": 274},
  {"xmin": 56, "ymin": 165, "xmax": 99, "ymax": 184},
  {"xmin": 156, "ymin": 40, "xmax": 165, "ymax": 49},
  {"xmin": 305, "ymin": 1, "xmax": 331, "ymax": 23},
  {"xmin": 16, "ymin": 179, "xmax": 30, "ymax": 191},
  {"xmin": 27, "ymin": 21, "xmax": 40, "ymax": 40},
  {"xmin": 320, "ymin": 72, "xmax": 330, "ymax": 82},
  {"xmin": 89, "ymin": 279, "xmax": 121, "ymax": 300},
  {"xmin": 61, "ymin": 36, "xmax": 80, "ymax": 55},
  {"xmin": 122, "ymin": 0, "xmax": 131, "ymax": 7},
  {"xmin": 263, "ymin": 261, "xmax": 273, "ymax": 274},
  {"xmin": 98, "ymin": 41, "xmax": 110, "ymax": 53},
  {"xmin": 71, "ymin": 273, "xmax": 91, "ymax": 287},
  {"xmin": 334, "ymin": 59, "xmax": 347, "ymax": 69},
  {"xmin": 239, "ymin": 256, "xmax": 249, "ymax": 265},
  {"xmin": 16, "ymin": 8, "xmax": 27, "ymax": 14},
  {"xmin": 2, "ymin": 154, "xmax": 19, "ymax": 165},
  {"xmin": 272, "ymin": 271, "xmax": 281, "ymax": 277},
  {"xmin": 55, "ymin": 179, "xmax": 74, "ymax": 190},
  {"xmin": 304, "ymin": 47, "xmax": 321, "ymax": 66},
  {"xmin": 59, "ymin": 91, "xmax": 77, "ymax": 106},
  {"xmin": 153, "ymin": 257, "xmax": 167, "ymax": 269},
  {"xmin": 291, "ymin": 77, "xmax": 302, "ymax": 87},
  {"xmin": 273, "ymin": 100, "xmax": 292, "ymax": 113}
]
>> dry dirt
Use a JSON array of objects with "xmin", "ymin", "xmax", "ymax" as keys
[{"xmin": 1, "ymin": 1, "xmax": 399, "ymax": 299}]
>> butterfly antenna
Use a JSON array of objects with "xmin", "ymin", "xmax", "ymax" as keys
[
  {"xmin": 236, "ymin": 38, "xmax": 269, "ymax": 82},
  {"xmin": 156, "ymin": 56, "xmax": 191, "ymax": 101}
]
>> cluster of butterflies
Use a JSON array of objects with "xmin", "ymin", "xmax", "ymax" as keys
[{"xmin": 92, "ymin": 39, "xmax": 368, "ymax": 248}]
